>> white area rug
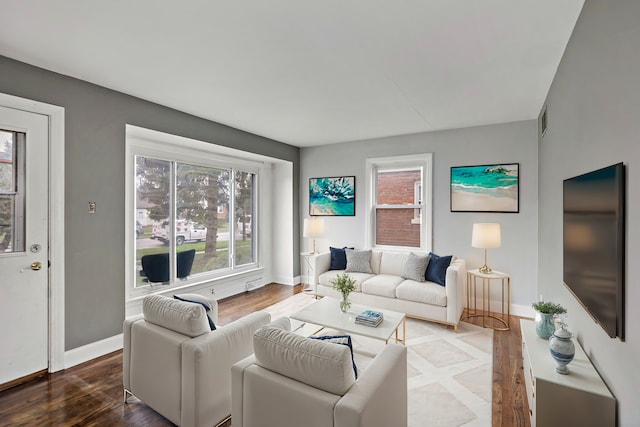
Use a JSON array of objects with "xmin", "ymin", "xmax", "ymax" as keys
[{"xmin": 261, "ymin": 293, "xmax": 493, "ymax": 427}]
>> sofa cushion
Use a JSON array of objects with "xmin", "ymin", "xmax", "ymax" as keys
[
  {"xmin": 253, "ymin": 326, "xmax": 356, "ymax": 396},
  {"xmin": 318, "ymin": 270, "xmax": 373, "ymax": 292},
  {"xmin": 378, "ymin": 251, "xmax": 410, "ymax": 276},
  {"xmin": 142, "ymin": 295, "xmax": 210, "ymax": 338},
  {"xmin": 173, "ymin": 293, "xmax": 217, "ymax": 331},
  {"xmin": 345, "ymin": 249, "xmax": 373, "ymax": 273},
  {"xmin": 361, "ymin": 274, "xmax": 405, "ymax": 298},
  {"xmin": 329, "ymin": 246, "xmax": 353, "ymax": 270},
  {"xmin": 401, "ymin": 252, "xmax": 430, "ymax": 282},
  {"xmin": 396, "ymin": 280, "xmax": 447, "ymax": 307},
  {"xmin": 425, "ymin": 252, "xmax": 453, "ymax": 286}
]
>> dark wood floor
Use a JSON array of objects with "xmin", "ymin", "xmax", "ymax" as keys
[{"xmin": 0, "ymin": 284, "xmax": 530, "ymax": 426}]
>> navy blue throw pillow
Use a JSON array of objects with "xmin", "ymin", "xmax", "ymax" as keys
[
  {"xmin": 329, "ymin": 246, "xmax": 353, "ymax": 270},
  {"xmin": 425, "ymin": 252, "xmax": 453, "ymax": 286},
  {"xmin": 309, "ymin": 335, "xmax": 358, "ymax": 378},
  {"xmin": 173, "ymin": 294, "xmax": 217, "ymax": 331}
]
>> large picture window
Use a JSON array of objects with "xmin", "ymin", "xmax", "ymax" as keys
[
  {"xmin": 129, "ymin": 134, "xmax": 259, "ymax": 293},
  {"xmin": 367, "ymin": 154, "xmax": 432, "ymax": 251}
]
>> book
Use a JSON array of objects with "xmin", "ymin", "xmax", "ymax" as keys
[{"xmin": 355, "ymin": 309, "xmax": 383, "ymax": 327}]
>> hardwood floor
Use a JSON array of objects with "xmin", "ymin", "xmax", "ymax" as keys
[{"xmin": 0, "ymin": 284, "xmax": 530, "ymax": 426}]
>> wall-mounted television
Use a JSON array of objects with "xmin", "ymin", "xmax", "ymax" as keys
[{"xmin": 563, "ymin": 163, "xmax": 625, "ymax": 340}]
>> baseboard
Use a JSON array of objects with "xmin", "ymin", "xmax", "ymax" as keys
[
  {"xmin": 511, "ymin": 303, "xmax": 535, "ymax": 319},
  {"xmin": 64, "ymin": 334, "xmax": 123, "ymax": 369}
]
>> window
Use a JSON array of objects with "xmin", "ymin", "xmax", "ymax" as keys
[
  {"xmin": 128, "ymin": 131, "xmax": 260, "ymax": 294},
  {"xmin": 366, "ymin": 154, "xmax": 432, "ymax": 251},
  {"xmin": 0, "ymin": 130, "xmax": 25, "ymax": 253}
]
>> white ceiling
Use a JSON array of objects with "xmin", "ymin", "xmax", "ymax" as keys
[{"xmin": 0, "ymin": 0, "xmax": 583, "ymax": 147}]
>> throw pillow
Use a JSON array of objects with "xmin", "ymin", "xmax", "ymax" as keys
[
  {"xmin": 173, "ymin": 293, "xmax": 217, "ymax": 330},
  {"xmin": 345, "ymin": 249, "xmax": 373, "ymax": 274},
  {"xmin": 329, "ymin": 246, "xmax": 354, "ymax": 270},
  {"xmin": 401, "ymin": 252, "xmax": 430, "ymax": 282},
  {"xmin": 309, "ymin": 335, "xmax": 358, "ymax": 378},
  {"xmin": 424, "ymin": 252, "xmax": 453, "ymax": 286}
]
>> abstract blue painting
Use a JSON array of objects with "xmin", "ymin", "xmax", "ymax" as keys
[{"xmin": 309, "ymin": 176, "xmax": 355, "ymax": 216}]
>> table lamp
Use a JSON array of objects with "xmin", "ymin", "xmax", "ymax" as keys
[
  {"xmin": 472, "ymin": 223, "xmax": 501, "ymax": 274},
  {"xmin": 303, "ymin": 217, "xmax": 325, "ymax": 253}
]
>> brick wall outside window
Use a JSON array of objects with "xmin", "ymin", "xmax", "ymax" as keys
[{"xmin": 376, "ymin": 170, "xmax": 421, "ymax": 247}]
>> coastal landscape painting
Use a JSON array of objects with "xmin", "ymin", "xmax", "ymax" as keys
[
  {"xmin": 309, "ymin": 176, "xmax": 355, "ymax": 216},
  {"xmin": 451, "ymin": 163, "xmax": 519, "ymax": 212}
]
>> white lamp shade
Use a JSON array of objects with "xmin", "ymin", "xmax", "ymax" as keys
[
  {"xmin": 303, "ymin": 218, "xmax": 325, "ymax": 238},
  {"xmin": 472, "ymin": 223, "xmax": 501, "ymax": 249}
]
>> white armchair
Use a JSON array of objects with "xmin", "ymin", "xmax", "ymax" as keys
[
  {"xmin": 123, "ymin": 294, "xmax": 270, "ymax": 427},
  {"xmin": 232, "ymin": 321, "xmax": 408, "ymax": 427}
]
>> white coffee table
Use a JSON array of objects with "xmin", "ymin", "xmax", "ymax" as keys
[{"xmin": 289, "ymin": 296, "xmax": 406, "ymax": 345}]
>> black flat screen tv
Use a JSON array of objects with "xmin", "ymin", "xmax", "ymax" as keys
[{"xmin": 563, "ymin": 163, "xmax": 625, "ymax": 340}]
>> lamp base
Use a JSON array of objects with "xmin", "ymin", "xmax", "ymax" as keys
[{"xmin": 478, "ymin": 264, "xmax": 492, "ymax": 274}]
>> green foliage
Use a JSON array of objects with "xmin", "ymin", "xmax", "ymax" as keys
[
  {"xmin": 532, "ymin": 301, "xmax": 567, "ymax": 315},
  {"xmin": 331, "ymin": 273, "xmax": 356, "ymax": 296}
]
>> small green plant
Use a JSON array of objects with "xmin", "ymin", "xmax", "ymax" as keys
[
  {"xmin": 532, "ymin": 301, "xmax": 567, "ymax": 315},
  {"xmin": 331, "ymin": 273, "xmax": 356, "ymax": 296}
]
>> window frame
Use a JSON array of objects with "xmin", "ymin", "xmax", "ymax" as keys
[
  {"xmin": 365, "ymin": 154, "xmax": 433, "ymax": 252},
  {"xmin": 126, "ymin": 129, "xmax": 263, "ymax": 300}
]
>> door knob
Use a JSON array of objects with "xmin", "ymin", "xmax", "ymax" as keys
[{"xmin": 21, "ymin": 262, "xmax": 42, "ymax": 273}]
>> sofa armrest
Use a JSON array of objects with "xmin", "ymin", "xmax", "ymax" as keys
[
  {"xmin": 122, "ymin": 314, "xmax": 144, "ymax": 391},
  {"xmin": 335, "ymin": 344, "xmax": 407, "ymax": 427},
  {"xmin": 313, "ymin": 252, "xmax": 331, "ymax": 285},
  {"xmin": 445, "ymin": 258, "xmax": 466, "ymax": 326},
  {"xmin": 181, "ymin": 311, "xmax": 271, "ymax": 427}
]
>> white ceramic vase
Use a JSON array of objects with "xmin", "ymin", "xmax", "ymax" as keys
[{"xmin": 549, "ymin": 326, "xmax": 575, "ymax": 374}]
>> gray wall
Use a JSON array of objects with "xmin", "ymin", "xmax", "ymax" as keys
[
  {"xmin": 300, "ymin": 120, "xmax": 539, "ymax": 309},
  {"xmin": 0, "ymin": 55, "xmax": 300, "ymax": 351},
  {"xmin": 539, "ymin": 1, "xmax": 640, "ymax": 424}
]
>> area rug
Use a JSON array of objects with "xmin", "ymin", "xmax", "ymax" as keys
[{"xmin": 261, "ymin": 293, "xmax": 493, "ymax": 427}]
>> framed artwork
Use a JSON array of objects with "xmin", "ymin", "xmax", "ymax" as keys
[
  {"xmin": 450, "ymin": 163, "xmax": 519, "ymax": 213},
  {"xmin": 309, "ymin": 176, "xmax": 355, "ymax": 216}
]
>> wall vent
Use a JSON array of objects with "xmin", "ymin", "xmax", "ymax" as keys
[
  {"xmin": 246, "ymin": 279, "xmax": 264, "ymax": 291},
  {"xmin": 539, "ymin": 105, "xmax": 548, "ymax": 137}
]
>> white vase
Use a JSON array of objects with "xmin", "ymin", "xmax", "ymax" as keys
[{"xmin": 549, "ymin": 326, "xmax": 575, "ymax": 374}]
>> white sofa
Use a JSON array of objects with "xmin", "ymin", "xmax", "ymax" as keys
[
  {"xmin": 313, "ymin": 250, "xmax": 466, "ymax": 330},
  {"xmin": 123, "ymin": 295, "xmax": 270, "ymax": 427},
  {"xmin": 231, "ymin": 319, "xmax": 408, "ymax": 427}
]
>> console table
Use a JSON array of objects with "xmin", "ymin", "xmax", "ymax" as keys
[{"xmin": 520, "ymin": 319, "xmax": 615, "ymax": 427}]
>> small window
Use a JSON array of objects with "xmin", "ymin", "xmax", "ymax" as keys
[{"xmin": 367, "ymin": 154, "xmax": 432, "ymax": 251}]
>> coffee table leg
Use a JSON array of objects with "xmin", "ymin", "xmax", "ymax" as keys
[{"xmin": 394, "ymin": 317, "xmax": 406, "ymax": 345}]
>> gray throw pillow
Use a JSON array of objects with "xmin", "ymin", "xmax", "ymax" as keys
[
  {"xmin": 345, "ymin": 249, "xmax": 373, "ymax": 274},
  {"xmin": 401, "ymin": 252, "xmax": 430, "ymax": 282}
]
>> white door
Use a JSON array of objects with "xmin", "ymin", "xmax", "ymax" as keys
[{"xmin": 0, "ymin": 106, "xmax": 49, "ymax": 386}]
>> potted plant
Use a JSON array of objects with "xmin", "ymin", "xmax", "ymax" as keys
[
  {"xmin": 532, "ymin": 301, "xmax": 567, "ymax": 339},
  {"xmin": 331, "ymin": 273, "xmax": 356, "ymax": 312}
]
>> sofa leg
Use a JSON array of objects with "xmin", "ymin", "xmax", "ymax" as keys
[
  {"xmin": 124, "ymin": 389, "xmax": 133, "ymax": 404},
  {"xmin": 453, "ymin": 324, "xmax": 458, "ymax": 333}
]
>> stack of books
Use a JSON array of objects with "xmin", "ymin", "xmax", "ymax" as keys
[{"xmin": 355, "ymin": 309, "xmax": 384, "ymax": 327}]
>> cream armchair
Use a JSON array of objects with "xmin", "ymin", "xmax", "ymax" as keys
[
  {"xmin": 232, "ymin": 321, "xmax": 408, "ymax": 427},
  {"xmin": 123, "ymin": 294, "xmax": 270, "ymax": 427}
]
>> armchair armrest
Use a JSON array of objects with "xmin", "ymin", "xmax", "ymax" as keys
[
  {"xmin": 231, "ymin": 354, "xmax": 257, "ymax": 427},
  {"xmin": 313, "ymin": 252, "xmax": 331, "ymax": 286},
  {"xmin": 181, "ymin": 311, "xmax": 270, "ymax": 427},
  {"xmin": 335, "ymin": 344, "xmax": 407, "ymax": 427},
  {"xmin": 444, "ymin": 258, "xmax": 466, "ymax": 326},
  {"xmin": 122, "ymin": 314, "xmax": 144, "ymax": 391}
]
